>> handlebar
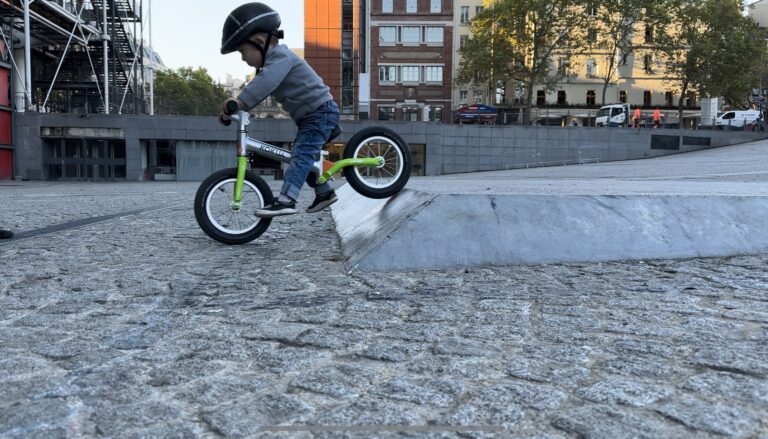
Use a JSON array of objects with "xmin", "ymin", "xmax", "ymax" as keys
[{"xmin": 225, "ymin": 99, "xmax": 240, "ymax": 115}]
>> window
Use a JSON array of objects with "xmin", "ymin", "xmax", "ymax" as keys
[
  {"xmin": 586, "ymin": 90, "xmax": 596, "ymax": 106},
  {"xmin": 426, "ymin": 27, "xmax": 444, "ymax": 44},
  {"xmin": 379, "ymin": 66, "xmax": 396, "ymax": 83},
  {"xmin": 460, "ymin": 35, "xmax": 469, "ymax": 49},
  {"xmin": 619, "ymin": 90, "xmax": 627, "ymax": 103},
  {"xmin": 586, "ymin": 59, "xmax": 598, "ymax": 77},
  {"xmin": 643, "ymin": 90, "xmax": 652, "ymax": 106},
  {"xmin": 460, "ymin": 90, "xmax": 468, "ymax": 104},
  {"xmin": 403, "ymin": 106, "xmax": 420, "ymax": 121},
  {"xmin": 429, "ymin": 106, "xmax": 443, "ymax": 121},
  {"xmin": 406, "ymin": 0, "xmax": 417, "ymax": 13},
  {"xmin": 379, "ymin": 27, "xmax": 396, "ymax": 44},
  {"xmin": 645, "ymin": 26, "xmax": 653, "ymax": 43},
  {"xmin": 476, "ymin": 6, "xmax": 484, "ymax": 15},
  {"xmin": 558, "ymin": 58, "xmax": 570, "ymax": 76},
  {"xmin": 431, "ymin": 0, "xmax": 441, "ymax": 13},
  {"xmin": 461, "ymin": 6, "xmax": 469, "ymax": 24},
  {"xmin": 474, "ymin": 93, "xmax": 483, "ymax": 104},
  {"xmin": 378, "ymin": 106, "xmax": 395, "ymax": 120},
  {"xmin": 382, "ymin": 0, "xmax": 392, "ymax": 13},
  {"xmin": 643, "ymin": 54, "xmax": 653, "ymax": 73},
  {"xmin": 587, "ymin": 28, "xmax": 597, "ymax": 43},
  {"xmin": 425, "ymin": 66, "xmax": 443, "ymax": 82},
  {"xmin": 685, "ymin": 92, "xmax": 696, "ymax": 108},
  {"xmin": 557, "ymin": 90, "xmax": 567, "ymax": 105},
  {"xmin": 537, "ymin": 90, "xmax": 546, "ymax": 106},
  {"xmin": 586, "ymin": 2, "xmax": 597, "ymax": 15},
  {"xmin": 665, "ymin": 91, "xmax": 674, "ymax": 107},
  {"xmin": 401, "ymin": 66, "xmax": 420, "ymax": 82},
  {"xmin": 621, "ymin": 53, "xmax": 628, "ymax": 65},
  {"xmin": 402, "ymin": 26, "xmax": 420, "ymax": 44}
]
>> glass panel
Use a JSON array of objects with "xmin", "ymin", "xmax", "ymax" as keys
[
  {"xmin": 426, "ymin": 27, "xmax": 443, "ymax": 44},
  {"xmin": 379, "ymin": 27, "xmax": 396, "ymax": 44},
  {"xmin": 382, "ymin": 0, "xmax": 393, "ymax": 13},
  {"xmin": 401, "ymin": 66, "xmax": 420, "ymax": 82},
  {"xmin": 402, "ymin": 27, "xmax": 420, "ymax": 44}
]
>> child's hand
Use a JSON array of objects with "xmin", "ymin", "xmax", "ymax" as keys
[{"xmin": 221, "ymin": 98, "xmax": 243, "ymax": 115}]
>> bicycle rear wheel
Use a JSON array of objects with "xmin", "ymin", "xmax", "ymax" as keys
[
  {"xmin": 342, "ymin": 126, "xmax": 411, "ymax": 199},
  {"xmin": 194, "ymin": 168, "xmax": 273, "ymax": 244}
]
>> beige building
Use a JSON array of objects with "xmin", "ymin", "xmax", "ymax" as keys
[
  {"xmin": 451, "ymin": 1, "xmax": 696, "ymax": 112},
  {"xmin": 452, "ymin": 0, "xmax": 491, "ymax": 109},
  {"xmin": 750, "ymin": 0, "xmax": 768, "ymax": 27}
]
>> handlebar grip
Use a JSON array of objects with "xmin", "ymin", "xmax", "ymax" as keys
[
  {"xmin": 225, "ymin": 100, "xmax": 240, "ymax": 115},
  {"xmin": 222, "ymin": 118, "xmax": 232, "ymax": 127}
]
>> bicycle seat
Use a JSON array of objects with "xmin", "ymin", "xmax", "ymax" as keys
[{"xmin": 327, "ymin": 125, "xmax": 342, "ymax": 143}]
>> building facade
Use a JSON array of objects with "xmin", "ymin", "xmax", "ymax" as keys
[
  {"xmin": 451, "ymin": 1, "xmax": 698, "ymax": 114},
  {"xmin": 305, "ymin": 0, "xmax": 367, "ymax": 119},
  {"xmin": 369, "ymin": 0, "xmax": 453, "ymax": 123},
  {"xmin": 452, "ymin": 0, "xmax": 488, "ymax": 109}
]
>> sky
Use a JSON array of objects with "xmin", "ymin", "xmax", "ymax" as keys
[{"xmin": 150, "ymin": 0, "xmax": 304, "ymax": 83}]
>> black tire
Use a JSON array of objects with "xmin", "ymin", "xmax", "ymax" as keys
[
  {"xmin": 194, "ymin": 168, "xmax": 273, "ymax": 245},
  {"xmin": 342, "ymin": 126, "xmax": 411, "ymax": 199}
]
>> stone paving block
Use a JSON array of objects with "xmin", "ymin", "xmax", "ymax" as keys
[
  {"xmin": 552, "ymin": 405, "xmax": 689, "ymax": 439},
  {"xmin": 656, "ymin": 396, "xmax": 763, "ymax": 437},
  {"xmin": 201, "ymin": 394, "xmax": 313, "ymax": 437},
  {"xmin": 681, "ymin": 371, "xmax": 768, "ymax": 405},
  {"xmin": 691, "ymin": 343, "xmax": 768, "ymax": 378},
  {"xmin": 289, "ymin": 364, "xmax": 377, "ymax": 398},
  {"xmin": 371, "ymin": 377, "xmax": 465, "ymax": 408},
  {"xmin": 575, "ymin": 378, "xmax": 674, "ymax": 407}
]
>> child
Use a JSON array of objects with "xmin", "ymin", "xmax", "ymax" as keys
[{"xmin": 220, "ymin": 2, "xmax": 340, "ymax": 218}]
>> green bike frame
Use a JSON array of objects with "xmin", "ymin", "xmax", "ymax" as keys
[{"xmin": 227, "ymin": 111, "xmax": 383, "ymax": 209}]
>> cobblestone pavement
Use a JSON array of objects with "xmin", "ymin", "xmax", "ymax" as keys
[{"xmin": 1, "ymin": 181, "xmax": 767, "ymax": 438}]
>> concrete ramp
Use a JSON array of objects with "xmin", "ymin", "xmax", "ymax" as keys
[
  {"xmin": 332, "ymin": 141, "xmax": 768, "ymax": 272},
  {"xmin": 333, "ymin": 186, "xmax": 768, "ymax": 271}
]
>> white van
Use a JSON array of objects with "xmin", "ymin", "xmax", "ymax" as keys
[
  {"xmin": 714, "ymin": 110, "xmax": 762, "ymax": 129},
  {"xmin": 596, "ymin": 104, "xmax": 630, "ymax": 127}
]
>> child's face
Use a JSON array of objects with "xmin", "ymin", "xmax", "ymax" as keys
[{"xmin": 237, "ymin": 35, "xmax": 267, "ymax": 69}]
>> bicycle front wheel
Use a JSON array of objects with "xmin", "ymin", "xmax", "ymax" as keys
[
  {"xmin": 342, "ymin": 126, "xmax": 411, "ymax": 199},
  {"xmin": 194, "ymin": 168, "xmax": 273, "ymax": 245}
]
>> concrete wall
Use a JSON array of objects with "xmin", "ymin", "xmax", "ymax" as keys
[{"xmin": 12, "ymin": 113, "xmax": 766, "ymax": 181}]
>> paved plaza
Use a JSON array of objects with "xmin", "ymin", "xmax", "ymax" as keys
[{"xmin": 1, "ymin": 178, "xmax": 767, "ymax": 438}]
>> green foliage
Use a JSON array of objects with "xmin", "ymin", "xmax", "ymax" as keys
[
  {"xmin": 457, "ymin": 0, "xmax": 590, "ymax": 122},
  {"xmin": 589, "ymin": 0, "xmax": 676, "ymax": 105},
  {"xmin": 154, "ymin": 67, "xmax": 230, "ymax": 116},
  {"xmin": 657, "ymin": 0, "xmax": 767, "ymax": 110}
]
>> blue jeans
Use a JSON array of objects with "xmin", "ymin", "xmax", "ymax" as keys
[{"xmin": 281, "ymin": 100, "xmax": 340, "ymax": 201}]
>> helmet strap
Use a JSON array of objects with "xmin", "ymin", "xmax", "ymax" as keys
[{"xmin": 246, "ymin": 31, "xmax": 279, "ymax": 72}]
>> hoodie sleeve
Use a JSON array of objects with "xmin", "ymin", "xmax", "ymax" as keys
[{"xmin": 237, "ymin": 47, "xmax": 294, "ymax": 110}]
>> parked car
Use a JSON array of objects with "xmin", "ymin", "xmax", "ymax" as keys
[
  {"xmin": 595, "ymin": 103, "xmax": 630, "ymax": 127},
  {"xmin": 715, "ymin": 110, "xmax": 762, "ymax": 130},
  {"xmin": 453, "ymin": 104, "xmax": 498, "ymax": 124}
]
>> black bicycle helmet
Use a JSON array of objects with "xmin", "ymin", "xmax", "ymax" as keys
[{"xmin": 221, "ymin": 2, "xmax": 282, "ymax": 55}]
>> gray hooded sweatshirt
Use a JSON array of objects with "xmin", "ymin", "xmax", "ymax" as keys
[{"xmin": 237, "ymin": 44, "xmax": 333, "ymax": 123}]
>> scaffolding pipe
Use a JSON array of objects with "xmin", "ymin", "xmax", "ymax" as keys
[
  {"xmin": 149, "ymin": 0, "xmax": 153, "ymax": 115},
  {"xmin": 103, "ymin": 0, "xmax": 109, "ymax": 114},
  {"xmin": 23, "ymin": 0, "xmax": 31, "ymax": 111}
]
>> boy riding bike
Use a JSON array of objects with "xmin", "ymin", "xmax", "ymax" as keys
[{"xmin": 220, "ymin": 2, "xmax": 340, "ymax": 218}]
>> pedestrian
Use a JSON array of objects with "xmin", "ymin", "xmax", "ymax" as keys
[
  {"xmin": 632, "ymin": 107, "xmax": 641, "ymax": 128},
  {"xmin": 0, "ymin": 229, "xmax": 12, "ymax": 239},
  {"xmin": 219, "ymin": 2, "xmax": 340, "ymax": 218},
  {"xmin": 653, "ymin": 107, "xmax": 662, "ymax": 128}
]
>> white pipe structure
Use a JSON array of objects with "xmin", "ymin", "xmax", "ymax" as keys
[
  {"xmin": 148, "ymin": 0, "xmax": 153, "ymax": 115},
  {"xmin": 103, "ymin": 0, "xmax": 109, "ymax": 114},
  {"xmin": 23, "ymin": 0, "xmax": 31, "ymax": 111}
]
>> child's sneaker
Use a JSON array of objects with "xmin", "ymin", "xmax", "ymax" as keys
[
  {"xmin": 255, "ymin": 199, "xmax": 297, "ymax": 218},
  {"xmin": 306, "ymin": 190, "xmax": 338, "ymax": 213}
]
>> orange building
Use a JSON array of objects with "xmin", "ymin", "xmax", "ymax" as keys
[{"xmin": 305, "ymin": 0, "xmax": 367, "ymax": 119}]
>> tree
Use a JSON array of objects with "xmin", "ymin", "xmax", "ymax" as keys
[
  {"xmin": 589, "ymin": 0, "xmax": 675, "ymax": 105},
  {"xmin": 154, "ymin": 67, "xmax": 230, "ymax": 116},
  {"xmin": 657, "ymin": 0, "xmax": 768, "ymax": 121},
  {"xmin": 457, "ymin": 0, "xmax": 589, "ymax": 124}
]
